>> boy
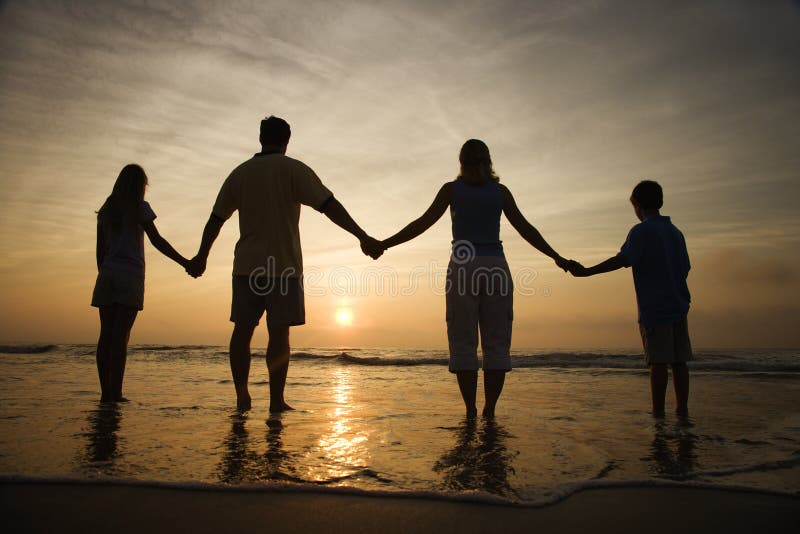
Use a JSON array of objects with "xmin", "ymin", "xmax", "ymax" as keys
[{"xmin": 570, "ymin": 180, "xmax": 691, "ymax": 418}]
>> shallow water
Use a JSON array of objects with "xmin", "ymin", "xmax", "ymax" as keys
[{"xmin": 0, "ymin": 345, "xmax": 798, "ymax": 503}]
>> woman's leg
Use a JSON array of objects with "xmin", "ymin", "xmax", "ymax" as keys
[
  {"xmin": 109, "ymin": 304, "xmax": 138, "ymax": 401},
  {"xmin": 96, "ymin": 306, "xmax": 115, "ymax": 402},
  {"xmin": 456, "ymin": 371, "xmax": 478, "ymax": 418}
]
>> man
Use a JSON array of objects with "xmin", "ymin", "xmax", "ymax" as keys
[{"xmin": 187, "ymin": 116, "xmax": 381, "ymax": 412}]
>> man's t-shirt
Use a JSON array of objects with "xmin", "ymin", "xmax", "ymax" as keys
[
  {"xmin": 99, "ymin": 201, "xmax": 157, "ymax": 275},
  {"xmin": 212, "ymin": 153, "xmax": 333, "ymax": 277},
  {"xmin": 619, "ymin": 215, "xmax": 691, "ymax": 327}
]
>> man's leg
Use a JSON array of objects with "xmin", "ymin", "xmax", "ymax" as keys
[
  {"xmin": 456, "ymin": 371, "xmax": 478, "ymax": 419},
  {"xmin": 482, "ymin": 370, "xmax": 506, "ymax": 418},
  {"xmin": 266, "ymin": 322, "xmax": 292, "ymax": 413},
  {"xmin": 649, "ymin": 364, "xmax": 668, "ymax": 417},
  {"xmin": 230, "ymin": 323, "xmax": 256, "ymax": 411},
  {"xmin": 671, "ymin": 362, "xmax": 690, "ymax": 417}
]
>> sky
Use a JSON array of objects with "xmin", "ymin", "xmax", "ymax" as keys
[{"xmin": 1, "ymin": 0, "xmax": 799, "ymax": 349}]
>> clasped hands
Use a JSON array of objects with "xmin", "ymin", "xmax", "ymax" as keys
[{"xmin": 555, "ymin": 256, "xmax": 589, "ymax": 277}]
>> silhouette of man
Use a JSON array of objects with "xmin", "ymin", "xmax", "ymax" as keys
[{"xmin": 187, "ymin": 116, "xmax": 381, "ymax": 411}]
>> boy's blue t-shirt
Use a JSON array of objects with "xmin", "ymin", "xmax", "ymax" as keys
[{"xmin": 619, "ymin": 215, "xmax": 691, "ymax": 327}]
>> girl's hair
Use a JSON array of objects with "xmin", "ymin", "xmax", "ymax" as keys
[
  {"xmin": 457, "ymin": 139, "xmax": 499, "ymax": 185},
  {"xmin": 97, "ymin": 164, "xmax": 148, "ymax": 232}
]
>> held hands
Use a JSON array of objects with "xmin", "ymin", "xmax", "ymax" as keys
[
  {"xmin": 555, "ymin": 256, "xmax": 589, "ymax": 277},
  {"xmin": 186, "ymin": 254, "xmax": 207, "ymax": 278},
  {"xmin": 360, "ymin": 236, "xmax": 385, "ymax": 260}
]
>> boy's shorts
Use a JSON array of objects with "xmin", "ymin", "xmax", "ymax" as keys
[
  {"xmin": 446, "ymin": 257, "xmax": 513, "ymax": 373},
  {"xmin": 91, "ymin": 267, "xmax": 145, "ymax": 310},
  {"xmin": 639, "ymin": 317, "xmax": 693, "ymax": 365},
  {"xmin": 231, "ymin": 275, "xmax": 305, "ymax": 328}
]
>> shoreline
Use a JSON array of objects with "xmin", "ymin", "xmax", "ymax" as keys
[{"xmin": 3, "ymin": 480, "xmax": 798, "ymax": 533}]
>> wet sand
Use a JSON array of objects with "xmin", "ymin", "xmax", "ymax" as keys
[{"xmin": 2, "ymin": 482, "xmax": 798, "ymax": 533}]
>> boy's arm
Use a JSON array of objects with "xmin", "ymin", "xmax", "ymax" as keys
[
  {"xmin": 501, "ymin": 185, "xmax": 569, "ymax": 270},
  {"xmin": 571, "ymin": 253, "xmax": 630, "ymax": 277},
  {"xmin": 187, "ymin": 214, "xmax": 225, "ymax": 277},
  {"xmin": 382, "ymin": 183, "xmax": 452, "ymax": 250},
  {"xmin": 142, "ymin": 220, "xmax": 189, "ymax": 269}
]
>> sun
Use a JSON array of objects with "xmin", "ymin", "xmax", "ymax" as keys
[{"xmin": 335, "ymin": 308, "xmax": 354, "ymax": 327}]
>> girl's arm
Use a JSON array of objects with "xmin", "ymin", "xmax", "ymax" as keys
[
  {"xmin": 382, "ymin": 183, "xmax": 453, "ymax": 250},
  {"xmin": 500, "ymin": 184, "xmax": 569, "ymax": 270},
  {"xmin": 142, "ymin": 220, "xmax": 189, "ymax": 269},
  {"xmin": 96, "ymin": 222, "xmax": 105, "ymax": 270}
]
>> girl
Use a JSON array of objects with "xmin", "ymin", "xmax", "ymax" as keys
[
  {"xmin": 378, "ymin": 140, "xmax": 570, "ymax": 417},
  {"xmin": 91, "ymin": 164, "xmax": 188, "ymax": 402}
]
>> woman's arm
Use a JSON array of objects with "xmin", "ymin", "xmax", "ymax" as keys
[
  {"xmin": 142, "ymin": 220, "xmax": 189, "ymax": 269},
  {"xmin": 501, "ymin": 184, "xmax": 569, "ymax": 269},
  {"xmin": 382, "ymin": 183, "xmax": 453, "ymax": 250}
]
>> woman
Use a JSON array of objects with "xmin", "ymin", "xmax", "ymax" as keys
[
  {"xmin": 377, "ymin": 140, "xmax": 570, "ymax": 417},
  {"xmin": 92, "ymin": 164, "xmax": 188, "ymax": 402}
]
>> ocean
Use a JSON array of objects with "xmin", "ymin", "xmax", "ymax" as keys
[{"xmin": 1, "ymin": 344, "xmax": 798, "ymax": 505}]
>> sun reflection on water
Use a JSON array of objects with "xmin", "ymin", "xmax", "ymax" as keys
[{"xmin": 305, "ymin": 368, "xmax": 370, "ymax": 483}]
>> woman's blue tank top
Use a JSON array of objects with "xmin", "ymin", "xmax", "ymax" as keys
[{"xmin": 450, "ymin": 178, "xmax": 504, "ymax": 257}]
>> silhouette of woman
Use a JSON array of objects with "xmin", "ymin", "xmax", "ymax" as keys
[{"xmin": 378, "ymin": 140, "xmax": 570, "ymax": 417}]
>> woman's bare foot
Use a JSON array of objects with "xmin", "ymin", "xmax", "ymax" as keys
[
  {"xmin": 465, "ymin": 407, "xmax": 478, "ymax": 419},
  {"xmin": 269, "ymin": 401, "xmax": 294, "ymax": 413},
  {"xmin": 237, "ymin": 395, "xmax": 252, "ymax": 412}
]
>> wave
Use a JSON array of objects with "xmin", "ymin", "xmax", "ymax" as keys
[
  {"xmin": 291, "ymin": 351, "xmax": 800, "ymax": 373},
  {"xmin": 1, "ymin": 472, "xmax": 796, "ymax": 508},
  {"xmin": 0, "ymin": 344, "xmax": 57, "ymax": 354}
]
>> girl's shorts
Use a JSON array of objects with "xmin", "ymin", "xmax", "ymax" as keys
[{"xmin": 91, "ymin": 268, "xmax": 145, "ymax": 310}]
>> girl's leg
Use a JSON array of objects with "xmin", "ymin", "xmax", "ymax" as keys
[
  {"xmin": 97, "ymin": 306, "xmax": 115, "ymax": 402},
  {"xmin": 456, "ymin": 371, "xmax": 478, "ymax": 418},
  {"xmin": 109, "ymin": 304, "xmax": 138, "ymax": 401},
  {"xmin": 482, "ymin": 370, "xmax": 506, "ymax": 418}
]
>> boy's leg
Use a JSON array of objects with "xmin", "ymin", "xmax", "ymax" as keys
[
  {"xmin": 230, "ymin": 323, "xmax": 256, "ymax": 411},
  {"xmin": 456, "ymin": 371, "xmax": 478, "ymax": 419},
  {"xmin": 482, "ymin": 370, "xmax": 506, "ymax": 418},
  {"xmin": 672, "ymin": 362, "xmax": 690, "ymax": 417},
  {"xmin": 649, "ymin": 364, "xmax": 668, "ymax": 417},
  {"xmin": 266, "ymin": 322, "xmax": 292, "ymax": 413},
  {"xmin": 97, "ymin": 306, "xmax": 115, "ymax": 402},
  {"xmin": 109, "ymin": 304, "xmax": 138, "ymax": 402}
]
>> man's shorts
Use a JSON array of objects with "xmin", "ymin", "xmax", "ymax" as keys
[
  {"xmin": 446, "ymin": 256, "xmax": 513, "ymax": 373},
  {"xmin": 231, "ymin": 275, "xmax": 305, "ymax": 327},
  {"xmin": 639, "ymin": 316, "xmax": 693, "ymax": 365},
  {"xmin": 91, "ymin": 267, "xmax": 145, "ymax": 310}
]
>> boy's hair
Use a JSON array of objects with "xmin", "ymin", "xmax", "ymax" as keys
[
  {"xmin": 260, "ymin": 116, "xmax": 291, "ymax": 146},
  {"xmin": 631, "ymin": 180, "xmax": 663, "ymax": 210}
]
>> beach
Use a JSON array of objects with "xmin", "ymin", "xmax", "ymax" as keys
[
  {"xmin": 3, "ymin": 481, "xmax": 798, "ymax": 533},
  {"xmin": 1, "ymin": 344, "xmax": 799, "ymax": 531}
]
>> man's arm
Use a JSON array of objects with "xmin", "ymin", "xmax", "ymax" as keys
[
  {"xmin": 187, "ymin": 214, "xmax": 225, "ymax": 277},
  {"xmin": 501, "ymin": 185, "xmax": 569, "ymax": 270},
  {"xmin": 321, "ymin": 197, "xmax": 384, "ymax": 259},
  {"xmin": 570, "ymin": 253, "xmax": 630, "ymax": 277},
  {"xmin": 142, "ymin": 220, "xmax": 189, "ymax": 269},
  {"xmin": 381, "ymin": 183, "xmax": 452, "ymax": 250}
]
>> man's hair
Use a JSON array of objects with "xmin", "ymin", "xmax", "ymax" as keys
[
  {"xmin": 631, "ymin": 180, "xmax": 663, "ymax": 210},
  {"xmin": 260, "ymin": 116, "xmax": 291, "ymax": 146}
]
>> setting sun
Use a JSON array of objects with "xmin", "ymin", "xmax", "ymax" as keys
[{"xmin": 335, "ymin": 308, "xmax": 354, "ymax": 327}]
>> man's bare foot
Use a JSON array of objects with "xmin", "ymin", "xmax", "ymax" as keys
[
  {"xmin": 113, "ymin": 396, "xmax": 130, "ymax": 403},
  {"xmin": 237, "ymin": 395, "xmax": 252, "ymax": 412},
  {"xmin": 652, "ymin": 409, "xmax": 666, "ymax": 418},
  {"xmin": 482, "ymin": 406, "xmax": 496, "ymax": 418},
  {"xmin": 269, "ymin": 401, "xmax": 294, "ymax": 413},
  {"xmin": 465, "ymin": 407, "xmax": 478, "ymax": 419}
]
